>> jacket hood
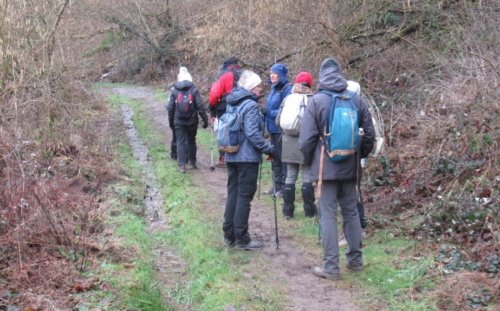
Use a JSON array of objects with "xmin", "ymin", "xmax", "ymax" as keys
[
  {"xmin": 317, "ymin": 67, "xmax": 347, "ymax": 93},
  {"xmin": 268, "ymin": 63, "xmax": 290, "ymax": 87},
  {"xmin": 226, "ymin": 86, "xmax": 259, "ymax": 106},
  {"xmin": 173, "ymin": 80, "xmax": 194, "ymax": 90}
]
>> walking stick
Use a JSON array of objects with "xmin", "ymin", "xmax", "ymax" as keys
[
  {"xmin": 269, "ymin": 155, "xmax": 280, "ymax": 249},
  {"xmin": 317, "ymin": 142, "xmax": 326, "ymax": 244}
]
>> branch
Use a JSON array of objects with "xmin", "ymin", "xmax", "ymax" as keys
[{"xmin": 46, "ymin": 0, "xmax": 71, "ymax": 62}]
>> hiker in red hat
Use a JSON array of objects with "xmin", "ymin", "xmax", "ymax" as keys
[{"xmin": 275, "ymin": 72, "xmax": 317, "ymax": 219}]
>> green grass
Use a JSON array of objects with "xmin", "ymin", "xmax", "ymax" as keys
[
  {"xmin": 112, "ymin": 92, "xmax": 286, "ymax": 310},
  {"xmin": 92, "ymin": 85, "xmax": 441, "ymax": 310}
]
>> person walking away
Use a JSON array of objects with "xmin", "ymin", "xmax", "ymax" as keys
[
  {"xmin": 209, "ymin": 57, "xmax": 243, "ymax": 167},
  {"xmin": 167, "ymin": 92, "xmax": 187, "ymax": 162},
  {"xmin": 263, "ymin": 63, "xmax": 293, "ymax": 197},
  {"xmin": 338, "ymin": 80, "xmax": 369, "ymax": 246},
  {"xmin": 275, "ymin": 72, "xmax": 317, "ymax": 219},
  {"xmin": 299, "ymin": 58, "xmax": 374, "ymax": 279},
  {"xmin": 222, "ymin": 70, "xmax": 277, "ymax": 250},
  {"xmin": 166, "ymin": 67, "xmax": 208, "ymax": 173}
]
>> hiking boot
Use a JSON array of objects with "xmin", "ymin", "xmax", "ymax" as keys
[
  {"xmin": 170, "ymin": 153, "xmax": 177, "ymax": 160},
  {"xmin": 275, "ymin": 189, "xmax": 283, "ymax": 198},
  {"xmin": 234, "ymin": 241, "xmax": 263, "ymax": 251},
  {"xmin": 264, "ymin": 184, "xmax": 282, "ymax": 196},
  {"xmin": 189, "ymin": 163, "xmax": 198, "ymax": 170},
  {"xmin": 346, "ymin": 262, "xmax": 363, "ymax": 272},
  {"xmin": 311, "ymin": 266, "xmax": 340, "ymax": 280},
  {"xmin": 178, "ymin": 166, "xmax": 185, "ymax": 173},
  {"xmin": 338, "ymin": 230, "xmax": 368, "ymax": 247},
  {"xmin": 223, "ymin": 239, "xmax": 235, "ymax": 248}
]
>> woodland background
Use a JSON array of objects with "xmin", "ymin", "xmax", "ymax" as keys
[{"xmin": 0, "ymin": 0, "xmax": 499, "ymax": 309}]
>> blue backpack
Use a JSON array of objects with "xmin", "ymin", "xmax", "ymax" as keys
[
  {"xmin": 319, "ymin": 90, "xmax": 359, "ymax": 162},
  {"xmin": 217, "ymin": 100, "xmax": 249, "ymax": 153}
]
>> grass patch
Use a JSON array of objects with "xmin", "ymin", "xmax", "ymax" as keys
[
  {"xmin": 116, "ymin": 92, "xmax": 286, "ymax": 310},
  {"xmin": 73, "ymin": 91, "xmax": 173, "ymax": 310}
]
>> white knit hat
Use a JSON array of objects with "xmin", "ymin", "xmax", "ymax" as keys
[
  {"xmin": 237, "ymin": 70, "xmax": 262, "ymax": 91},
  {"xmin": 177, "ymin": 67, "xmax": 192, "ymax": 82},
  {"xmin": 346, "ymin": 80, "xmax": 361, "ymax": 95}
]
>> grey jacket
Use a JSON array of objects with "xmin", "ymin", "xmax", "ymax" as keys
[
  {"xmin": 224, "ymin": 86, "xmax": 274, "ymax": 163},
  {"xmin": 299, "ymin": 67, "xmax": 374, "ymax": 181},
  {"xmin": 166, "ymin": 80, "xmax": 208, "ymax": 127},
  {"xmin": 276, "ymin": 83, "xmax": 314, "ymax": 164}
]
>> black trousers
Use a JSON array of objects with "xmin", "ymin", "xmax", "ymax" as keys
[
  {"xmin": 223, "ymin": 162, "xmax": 259, "ymax": 245},
  {"xmin": 270, "ymin": 133, "xmax": 287, "ymax": 186},
  {"xmin": 175, "ymin": 124, "xmax": 198, "ymax": 167}
]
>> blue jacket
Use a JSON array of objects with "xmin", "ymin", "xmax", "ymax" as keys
[
  {"xmin": 224, "ymin": 87, "xmax": 274, "ymax": 163},
  {"xmin": 266, "ymin": 64, "xmax": 292, "ymax": 134}
]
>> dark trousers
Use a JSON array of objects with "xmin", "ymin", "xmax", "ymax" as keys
[
  {"xmin": 175, "ymin": 124, "xmax": 198, "ymax": 167},
  {"xmin": 223, "ymin": 162, "xmax": 259, "ymax": 245},
  {"xmin": 270, "ymin": 133, "xmax": 287, "ymax": 186},
  {"xmin": 357, "ymin": 177, "xmax": 367, "ymax": 229}
]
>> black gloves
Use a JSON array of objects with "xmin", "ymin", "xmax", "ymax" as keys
[
  {"xmin": 260, "ymin": 107, "xmax": 268, "ymax": 115},
  {"xmin": 266, "ymin": 145, "xmax": 278, "ymax": 160}
]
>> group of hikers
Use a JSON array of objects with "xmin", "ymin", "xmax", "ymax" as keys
[{"xmin": 166, "ymin": 57, "xmax": 375, "ymax": 280}]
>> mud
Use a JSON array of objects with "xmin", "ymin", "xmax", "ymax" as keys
[
  {"xmin": 110, "ymin": 85, "xmax": 361, "ymax": 311},
  {"xmin": 120, "ymin": 100, "xmax": 186, "ymax": 292}
]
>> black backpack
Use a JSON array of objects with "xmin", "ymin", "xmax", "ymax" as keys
[{"xmin": 174, "ymin": 87, "xmax": 195, "ymax": 120}]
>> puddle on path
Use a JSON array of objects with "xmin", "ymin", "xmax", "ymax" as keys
[{"xmin": 120, "ymin": 103, "xmax": 186, "ymax": 304}]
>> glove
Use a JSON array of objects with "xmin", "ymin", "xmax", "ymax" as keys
[
  {"xmin": 260, "ymin": 107, "xmax": 268, "ymax": 115},
  {"xmin": 266, "ymin": 145, "xmax": 278, "ymax": 161},
  {"xmin": 203, "ymin": 122, "xmax": 208, "ymax": 129}
]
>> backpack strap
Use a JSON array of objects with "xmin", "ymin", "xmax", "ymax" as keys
[{"xmin": 280, "ymin": 83, "xmax": 292, "ymax": 100}]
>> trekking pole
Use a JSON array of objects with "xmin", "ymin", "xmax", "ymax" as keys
[
  {"xmin": 268, "ymin": 155, "xmax": 280, "ymax": 249},
  {"xmin": 317, "ymin": 209, "xmax": 322, "ymax": 244},
  {"xmin": 209, "ymin": 117, "xmax": 215, "ymax": 171},
  {"xmin": 258, "ymin": 112, "xmax": 267, "ymax": 200}
]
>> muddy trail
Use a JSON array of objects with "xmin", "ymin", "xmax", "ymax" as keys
[{"xmin": 108, "ymin": 85, "xmax": 361, "ymax": 311}]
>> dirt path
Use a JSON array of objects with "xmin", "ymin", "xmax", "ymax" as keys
[{"xmin": 107, "ymin": 85, "xmax": 362, "ymax": 311}]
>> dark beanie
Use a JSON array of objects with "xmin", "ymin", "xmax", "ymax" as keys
[
  {"xmin": 319, "ymin": 58, "xmax": 342, "ymax": 75},
  {"xmin": 225, "ymin": 57, "xmax": 238, "ymax": 66}
]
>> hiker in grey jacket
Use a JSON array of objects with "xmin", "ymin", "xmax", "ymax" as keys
[
  {"xmin": 167, "ymin": 67, "xmax": 208, "ymax": 173},
  {"xmin": 223, "ymin": 70, "xmax": 277, "ymax": 250},
  {"xmin": 276, "ymin": 72, "xmax": 317, "ymax": 219},
  {"xmin": 299, "ymin": 58, "xmax": 374, "ymax": 280}
]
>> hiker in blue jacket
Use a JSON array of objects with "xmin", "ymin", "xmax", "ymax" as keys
[
  {"xmin": 299, "ymin": 58, "xmax": 374, "ymax": 280},
  {"xmin": 262, "ymin": 63, "xmax": 293, "ymax": 197},
  {"xmin": 222, "ymin": 70, "xmax": 277, "ymax": 250}
]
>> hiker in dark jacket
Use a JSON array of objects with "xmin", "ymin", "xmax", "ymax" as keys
[
  {"xmin": 263, "ymin": 63, "xmax": 293, "ymax": 197},
  {"xmin": 209, "ymin": 57, "xmax": 242, "ymax": 167},
  {"xmin": 222, "ymin": 70, "xmax": 277, "ymax": 250},
  {"xmin": 299, "ymin": 58, "xmax": 374, "ymax": 280},
  {"xmin": 167, "ymin": 67, "xmax": 208, "ymax": 173},
  {"xmin": 276, "ymin": 72, "xmax": 317, "ymax": 219}
]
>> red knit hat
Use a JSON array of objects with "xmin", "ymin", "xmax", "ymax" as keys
[{"xmin": 295, "ymin": 72, "xmax": 313, "ymax": 87}]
